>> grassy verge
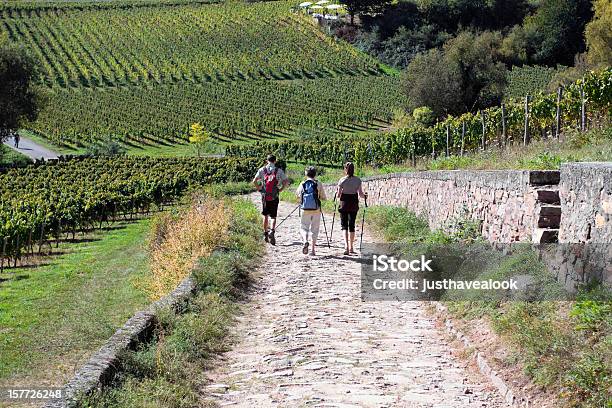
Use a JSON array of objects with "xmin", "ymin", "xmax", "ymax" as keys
[
  {"xmin": 367, "ymin": 206, "xmax": 611, "ymax": 408},
  {"xmin": 0, "ymin": 220, "xmax": 151, "ymax": 386},
  {"xmin": 0, "ymin": 144, "xmax": 32, "ymax": 167},
  {"xmin": 78, "ymin": 196, "xmax": 261, "ymax": 408}
]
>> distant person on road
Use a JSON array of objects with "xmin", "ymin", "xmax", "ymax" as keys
[
  {"xmin": 296, "ymin": 166, "xmax": 326, "ymax": 256},
  {"xmin": 336, "ymin": 162, "xmax": 367, "ymax": 255},
  {"xmin": 253, "ymin": 154, "xmax": 288, "ymax": 246},
  {"xmin": 13, "ymin": 133, "xmax": 20, "ymax": 149}
]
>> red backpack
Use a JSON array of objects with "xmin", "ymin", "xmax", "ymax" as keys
[{"xmin": 262, "ymin": 167, "xmax": 279, "ymax": 201}]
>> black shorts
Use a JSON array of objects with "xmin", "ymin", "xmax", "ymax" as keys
[
  {"xmin": 340, "ymin": 211, "xmax": 358, "ymax": 232},
  {"xmin": 262, "ymin": 198, "xmax": 279, "ymax": 218}
]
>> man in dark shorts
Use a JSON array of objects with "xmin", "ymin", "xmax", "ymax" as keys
[{"xmin": 252, "ymin": 155, "xmax": 288, "ymax": 245}]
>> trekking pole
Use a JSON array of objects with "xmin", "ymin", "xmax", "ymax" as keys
[
  {"xmin": 359, "ymin": 196, "xmax": 368, "ymax": 252},
  {"xmin": 320, "ymin": 209, "xmax": 331, "ymax": 248},
  {"xmin": 275, "ymin": 204, "xmax": 300, "ymax": 231},
  {"xmin": 330, "ymin": 192, "xmax": 337, "ymax": 242}
]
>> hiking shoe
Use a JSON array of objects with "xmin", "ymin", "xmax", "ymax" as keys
[
  {"xmin": 264, "ymin": 231, "xmax": 269, "ymax": 243},
  {"xmin": 343, "ymin": 249, "xmax": 350, "ymax": 255},
  {"xmin": 269, "ymin": 230, "xmax": 276, "ymax": 246},
  {"xmin": 302, "ymin": 242, "xmax": 309, "ymax": 255},
  {"xmin": 309, "ymin": 250, "xmax": 316, "ymax": 256},
  {"xmin": 349, "ymin": 249, "xmax": 357, "ymax": 255}
]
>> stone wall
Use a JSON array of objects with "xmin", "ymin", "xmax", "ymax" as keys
[
  {"xmin": 324, "ymin": 170, "xmax": 559, "ymax": 243},
  {"xmin": 324, "ymin": 164, "xmax": 611, "ymax": 289},
  {"xmin": 559, "ymin": 162, "xmax": 612, "ymax": 243},
  {"xmin": 556, "ymin": 162, "xmax": 612, "ymax": 287}
]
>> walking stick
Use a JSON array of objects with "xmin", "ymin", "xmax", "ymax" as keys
[
  {"xmin": 275, "ymin": 204, "xmax": 300, "ymax": 231},
  {"xmin": 359, "ymin": 196, "xmax": 368, "ymax": 252},
  {"xmin": 330, "ymin": 192, "xmax": 337, "ymax": 241},
  {"xmin": 320, "ymin": 209, "xmax": 331, "ymax": 248}
]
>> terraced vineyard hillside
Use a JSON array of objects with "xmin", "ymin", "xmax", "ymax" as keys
[{"xmin": 0, "ymin": 0, "xmax": 402, "ymax": 150}]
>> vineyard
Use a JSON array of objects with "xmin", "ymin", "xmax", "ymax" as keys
[
  {"xmin": 0, "ymin": 0, "xmax": 403, "ymax": 148},
  {"xmin": 505, "ymin": 65, "xmax": 562, "ymax": 100},
  {"xmin": 0, "ymin": 156, "xmax": 258, "ymax": 270},
  {"xmin": 227, "ymin": 69, "xmax": 612, "ymax": 165},
  {"xmin": 0, "ymin": 0, "xmax": 380, "ymax": 88},
  {"xmin": 28, "ymin": 75, "xmax": 402, "ymax": 147}
]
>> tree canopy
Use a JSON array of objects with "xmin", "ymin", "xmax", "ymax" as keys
[
  {"xmin": 585, "ymin": 0, "xmax": 612, "ymax": 68},
  {"xmin": 402, "ymin": 31, "xmax": 507, "ymax": 118},
  {"xmin": 0, "ymin": 39, "xmax": 40, "ymax": 142}
]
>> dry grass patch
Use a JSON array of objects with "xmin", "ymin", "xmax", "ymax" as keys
[{"xmin": 146, "ymin": 197, "xmax": 230, "ymax": 300}]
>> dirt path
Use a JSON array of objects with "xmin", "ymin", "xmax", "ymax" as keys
[
  {"xmin": 3, "ymin": 134, "xmax": 59, "ymax": 160},
  {"xmin": 203, "ymin": 196, "xmax": 507, "ymax": 407}
]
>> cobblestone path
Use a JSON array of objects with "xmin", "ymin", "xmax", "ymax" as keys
[{"xmin": 203, "ymin": 197, "xmax": 507, "ymax": 408}]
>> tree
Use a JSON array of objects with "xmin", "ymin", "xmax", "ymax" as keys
[
  {"xmin": 401, "ymin": 48, "xmax": 463, "ymax": 118},
  {"xmin": 188, "ymin": 123, "xmax": 210, "ymax": 157},
  {"xmin": 402, "ymin": 31, "xmax": 507, "ymax": 118},
  {"xmin": 522, "ymin": 0, "xmax": 593, "ymax": 66},
  {"xmin": 585, "ymin": 0, "xmax": 612, "ymax": 68},
  {"xmin": 0, "ymin": 38, "xmax": 40, "ymax": 145},
  {"xmin": 339, "ymin": 0, "xmax": 391, "ymax": 25}
]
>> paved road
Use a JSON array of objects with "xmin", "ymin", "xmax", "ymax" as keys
[
  {"xmin": 202, "ymin": 196, "xmax": 507, "ymax": 407},
  {"xmin": 3, "ymin": 134, "xmax": 59, "ymax": 160}
]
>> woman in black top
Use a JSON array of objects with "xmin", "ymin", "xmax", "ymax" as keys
[{"xmin": 336, "ymin": 162, "xmax": 367, "ymax": 255}]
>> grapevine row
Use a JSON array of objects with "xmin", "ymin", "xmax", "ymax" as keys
[
  {"xmin": 0, "ymin": 1, "xmax": 381, "ymax": 88},
  {"xmin": 226, "ymin": 69, "xmax": 611, "ymax": 165},
  {"xmin": 27, "ymin": 75, "xmax": 402, "ymax": 147},
  {"xmin": 0, "ymin": 156, "xmax": 258, "ymax": 269}
]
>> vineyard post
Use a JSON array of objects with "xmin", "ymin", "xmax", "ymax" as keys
[
  {"xmin": 1, "ymin": 236, "xmax": 6, "ymax": 273},
  {"xmin": 445, "ymin": 125, "xmax": 450, "ymax": 157},
  {"xmin": 501, "ymin": 103, "xmax": 507, "ymax": 147},
  {"xmin": 460, "ymin": 121, "xmax": 465, "ymax": 156},
  {"xmin": 523, "ymin": 95, "xmax": 530, "ymax": 146},
  {"xmin": 580, "ymin": 85, "xmax": 586, "ymax": 132},
  {"xmin": 38, "ymin": 223, "xmax": 45, "ymax": 254},
  {"xmin": 14, "ymin": 235, "xmax": 19, "ymax": 268},
  {"xmin": 555, "ymin": 86, "xmax": 563, "ymax": 138},
  {"xmin": 431, "ymin": 133, "xmax": 436, "ymax": 159},
  {"xmin": 480, "ymin": 110, "xmax": 486, "ymax": 151}
]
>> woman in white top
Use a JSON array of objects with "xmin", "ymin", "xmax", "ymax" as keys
[{"xmin": 336, "ymin": 162, "xmax": 367, "ymax": 255}]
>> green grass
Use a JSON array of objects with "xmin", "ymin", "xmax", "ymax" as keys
[
  {"xmin": 79, "ymin": 198, "xmax": 262, "ymax": 408},
  {"xmin": 0, "ymin": 144, "xmax": 32, "ymax": 167},
  {"xmin": 0, "ymin": 219, "xmax": 151, "ymax": 385}
]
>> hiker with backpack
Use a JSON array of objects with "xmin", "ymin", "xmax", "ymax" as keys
[
  {"xmin": 252, "ymin": 155, "xmax": 289, "ymax": 245},
  {"xmin": 295, "ymin": 166, "xmax": 327, "ymax": 256},
  {"xmin": 336, "ymin": 162, "xmax": 367, "ymax": 255}
]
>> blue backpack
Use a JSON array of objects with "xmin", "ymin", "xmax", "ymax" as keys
[{"xmin": 301, "ymin": 179, "xmax": 320, "ymax": 210}]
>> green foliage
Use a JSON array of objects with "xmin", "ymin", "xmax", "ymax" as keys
[
  {"xmin": 85, "ymin": 136, "xmax": 127, "ymax": 156},
  {"xmin": 28, "ymin": 75, "xmax": 401, "ymax": 148},
  {"xmin": 0, "ymin": 156, "xmax": 258, "ymax": 264},
  {"xmin": 412, "ymin": 106, "xmax": 435, "ymax": 127},
  {"xmin": 585, "ymin": 0, "xmax": 612, "ymax": 68},
  {"xmin": 0, "ymin": 40, "xmax": 40, "ymax": 141},
  {"xmin": 228, "ymin": 69, "xmax": 612, "ymax": 166},
  {"xmin": 516, "ymin": 151, "xmax": 562, "ymax": 170},
  {"xmin": 570, "ymin": 300, "xmax": 612, "ymax": 332},
  {"xmin": 367, "ymin": 206, "xmax": 430, "ymax": 242},
  {"xmin": 0, "ymin": 1, "xmax": 380, "ymax": 88},
  {"xmin": 505, "ymin": 65, "xmax": 562, "ymax": 100},
  {"xmin": 521, "ymin": 0, "xmax": 593, "ymax": 66},
  {"xmin": 402, "ymin": 30, "xmax": 507, "ymax": 117}
]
